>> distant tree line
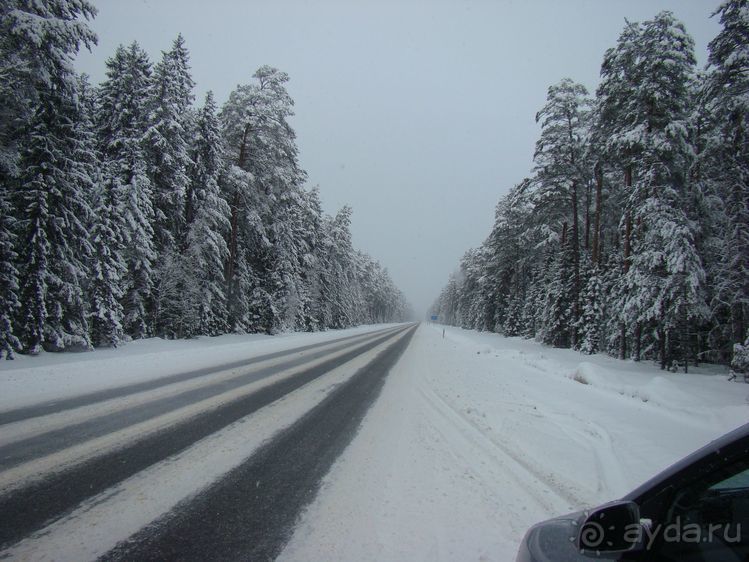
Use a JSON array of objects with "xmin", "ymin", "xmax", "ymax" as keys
[
  {"xmin": 432, "ymin": 5, "xmax": 749, "ymax": 371},
  {"xmin": 0, "ymin": 0, "xmax": 411, "ymax": 359}
]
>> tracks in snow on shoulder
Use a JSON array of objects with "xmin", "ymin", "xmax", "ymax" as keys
[{"xmin": 417, "ymin": 385, "xmax": 584, "ymax": 512}]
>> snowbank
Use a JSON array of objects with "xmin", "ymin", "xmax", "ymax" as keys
[{"xmin": 0, "ymin": 324, "xmax": 399, "ymax": 411}]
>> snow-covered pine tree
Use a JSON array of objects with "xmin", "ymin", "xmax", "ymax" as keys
[
  {"xmin": 358, "ymin": 255, "xmax": 389, "ymax": 324},
  {"xmin": 437, "ymin": 275, "xmax": 461, "ymax": 327},
  {"xmin": 96, "ymin": 42, "xmax": 157, "ymax": 339},
  {"xmin": 17, "ymin": 86, "xmax": 95, "ymax": 353},
  {"xmin": 220, "ymin": 66, "xmax": 306, "ymax": 333},
  {"xmin": 455, "ymin": 249, "xmax": 478, "ymax": 329},
  {"xmin": 292, "ymin": 187, "xmax": 323, "ymax": 332},
  {"xmin": 0, "ymin": 189, "xmax": 19, "ymax": 359},
  {"xmin": 595, "ymin": 18, "xmax": 645, "ymax": 359},
  {"xmin": 88, "ymin": 170, "xmax": 125, "ymax": 347},
  {"xmin": 78, "ymin": 73, "xmax": 125, "ymax": 348},
  {"xmin": 15, "ymin": 167, "xmax": 48, "ymax": 354},
  {"xmin": 0, "ymin": 6, "xmax": 29, "ymax": 179},
  {"xmin": 595, "ymin": 12, "xmax": 705, "ymax": 364},
  {"xmin": 145, "ymin": 33, "xmax": 195, "ymax": 253},
  {"xmin": 218, "ymin": 164, "xmax": 261, "ymax": 332},
  {"xmin": 577, "ymin": 259, "xmax": 607, "ymax": 355},
  {"xmin": 184, "ymin": 91, "xmax": 230, "ymax": 336},
  {"xmin": 11, "ymin": 0, "xmax": 97, "ymax": 353},
  {"xmin": 463, "ymin": 248, "xmax": 490, "ymax": 330},
  {"xmin": 617, "ymin": 13, "xmax": 706, "ymax": 368},
  {"xmin": 503, "ymin": 294, "xmax": 523, "ymax": 336},
  {"xmin": 120, "ymin": 158, "xmax": 157, "ymax": 340},
  {"xmin": 731, "ymin": 331, "xmax": 749, "ymax": 377},
  {"xmin": 0, "ymin": 3, "xmax": 28, "ymax": 358},
  {"xmin": 266, "ymin": 184, "xmax": 309, "ymax": 333},
  {"xmin": 702, "ymin": 0, "xmax": 749, "ymax": 361},
  {"xmin": 363, "ymin": 259, "xmax": 409, "ymax": 324},
  {"xmin": 250, "ymin": 68, "xmax": 305, "ymax": 332},
  {"xmin": 144, "ymin": 35, "xmax": 197, "ymax": 337},
  {"xmin": 150, "ymin": 251, "xmax": 201, "ymax": 339},
  {"xmin": 480, "ymin": 181, "xmax": 534, "ymax": 333},
  {"xmin": 623, "ymin": 162, "xmax": 708, "ymax": 368},
  {"xmin": 540, "ymin": 230, "xmax": 576, "ymax": 348},
  {"xmin": 520, "ymin": 266, "xmax": 544, "ymax": 339},
  {"xmin": 533, "ymin": 79, "xmax": 593, "ymax": 344},
  {"xmin": 318, "ymin": 206, "xmax": 364, "ymax": 329}
]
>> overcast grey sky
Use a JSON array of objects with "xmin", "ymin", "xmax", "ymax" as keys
[{"xmin": 75, "ymin": 0, "xmax": 722, "ymax": 318}]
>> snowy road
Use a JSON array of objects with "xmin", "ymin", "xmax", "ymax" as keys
[
  {"xmin": 0, "ymin": 322, "xmax": 745, "ymax": 561},
  {"xmin": 279, "ymin": 324, "xmax": 746, "ymax": 561},
  {"xmin": 0, "ymin": 324, "xmax": 415, "ymax": 560}
]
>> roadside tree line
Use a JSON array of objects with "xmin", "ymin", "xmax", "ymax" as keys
[
  {"xmin": 0, "ymin": 1, "xmax": 411, "ymax": 358},
  {"xmin": 432, "ymin": 5, "xmax": 749, "ymax": 371}
]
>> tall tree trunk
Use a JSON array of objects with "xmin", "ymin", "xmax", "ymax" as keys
[
  {"xmin": 584, "ymin": 179, "xmax": 591, "ymax": 252},
  {"xmin": 225, "ymin": 190, "xmax": 240, "ymax": 283},
  {"xmin": 620, "ymin": 165, "xmax": 633, "ymax": 360},
  {"xmin": 682, "ymin": 286, "xmax": 689, "ymax": 373},
  {"xmin": 659, "ymin": 325, "xmax": 667, "ymax": 370},
  {"xmin": 693, "ymin": 331, "xmax": 700, "ymax": 367},
  {"xmin": 182, "ymin": 189, "xmax": 194, "ymax": 253},
  {"xmin": 571, "ymin": 181, "xmax": 580, "ymax": 347},
  {"xmin": 592, "ymin": 164, "xmax": 603, "ymax": 266},
  {"xmin": 224, "ymin": 122, "xmax": 252, "ymax": 291},
  {"xmin": 729, "ymin": 119, "xmax": 748, "ymax": 355},
  {"xmin": 623, "ymin": 165, "xmax": 633, "ymax": 274}
]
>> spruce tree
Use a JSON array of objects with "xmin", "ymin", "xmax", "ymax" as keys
[
  {"xmin": 146, "ymin": 33, "xmax": 195, "ymax": 253},
  {"xmin": 540, "ymin": 234, "xmax": 576, "ymax": 347},
  {"xmin": 79, "ymin": 73, "xmax": 125, "ymax": 347},
  {"xmin": 17, "ymin": 91, "xmax": 94, "ymax": 353},
  {"xmin": 577, "ymin": 261, "xmax": 606, "ymax": 355},
  {"xmin": 88, "ymin": 173, "xmax": 125, "ymax": 347},
  {"xmin": 703, "ymin": 0, "xmax": 749, "ymax": 359},
  {"xmin": 96, "ymin": 42, "xmax": 156, "ymax": 339},
  {"xmin": 184, "ymin": 91, "xmax": 230, "ymax": 336},
  {"xmin": 11, "ymin": 0, "xmax": 97, "ymax": 353},
  {"xmin": 0, "ymin": 190, "xmax": 20, "ymax": 358}
]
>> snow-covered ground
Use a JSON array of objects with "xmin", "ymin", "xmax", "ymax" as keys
[
  {"xmin": 280, "ymin": 323, "xmax": 748, "ymax": 562},
  {"xmin": 0, "ymin": 324, "xmax": 399, "ymax": 411},
  {"xmin": 1, "ymin": 322, "xmax": 745, "ymax": 561}
]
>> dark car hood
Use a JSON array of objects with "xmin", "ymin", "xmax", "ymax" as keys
[{"xmin": 516, "ymin": 510, "xmax": 591, "ymax": 562}]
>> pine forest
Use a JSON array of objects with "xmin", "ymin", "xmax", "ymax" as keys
[
  {"xmin": 0, "ymin": 1, "xmax": 411, "ymax": 359},
  {"xmin": 432, "ymin": 6, "xmax": 749, "ymax": 373}
]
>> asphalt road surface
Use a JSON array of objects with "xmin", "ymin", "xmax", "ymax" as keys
[{"xmin": 0, "ymin": 323, "xmax": 417, "ymax": 560}]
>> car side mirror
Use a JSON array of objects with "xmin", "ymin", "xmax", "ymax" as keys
[{"xmin": 578, "ymin": 500, "xmax": 643, "ymax": 557}]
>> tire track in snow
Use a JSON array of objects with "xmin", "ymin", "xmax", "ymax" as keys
[
  {"xmin": 542, "ymin": 410, "xmax": 628, "ymax": 498},
  {"xmin": 418, "ymin": 385, "xmax": 583, "ymax": 511},
  {"xmin": 99, "ymin": 325, "xmax": 417, "ymax": 561},
  {"xmin": 1, "ymin": 326, "xmax": 416, "ymax": 562},
  {"xmin": 0, "ymin": 326, "xmax": 404, "ymax": 469},
  {"xmin": 0, "ymin": 325, "xmax": 412, "ymax": 551},
  {"xmin": 0, "ymin": 325, "xmax": 401, "ymax": 426}
]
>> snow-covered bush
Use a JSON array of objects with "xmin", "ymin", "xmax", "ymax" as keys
[{"xmin": 730, "ymin": 333, "xmax": 749, "ymax": 379}]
